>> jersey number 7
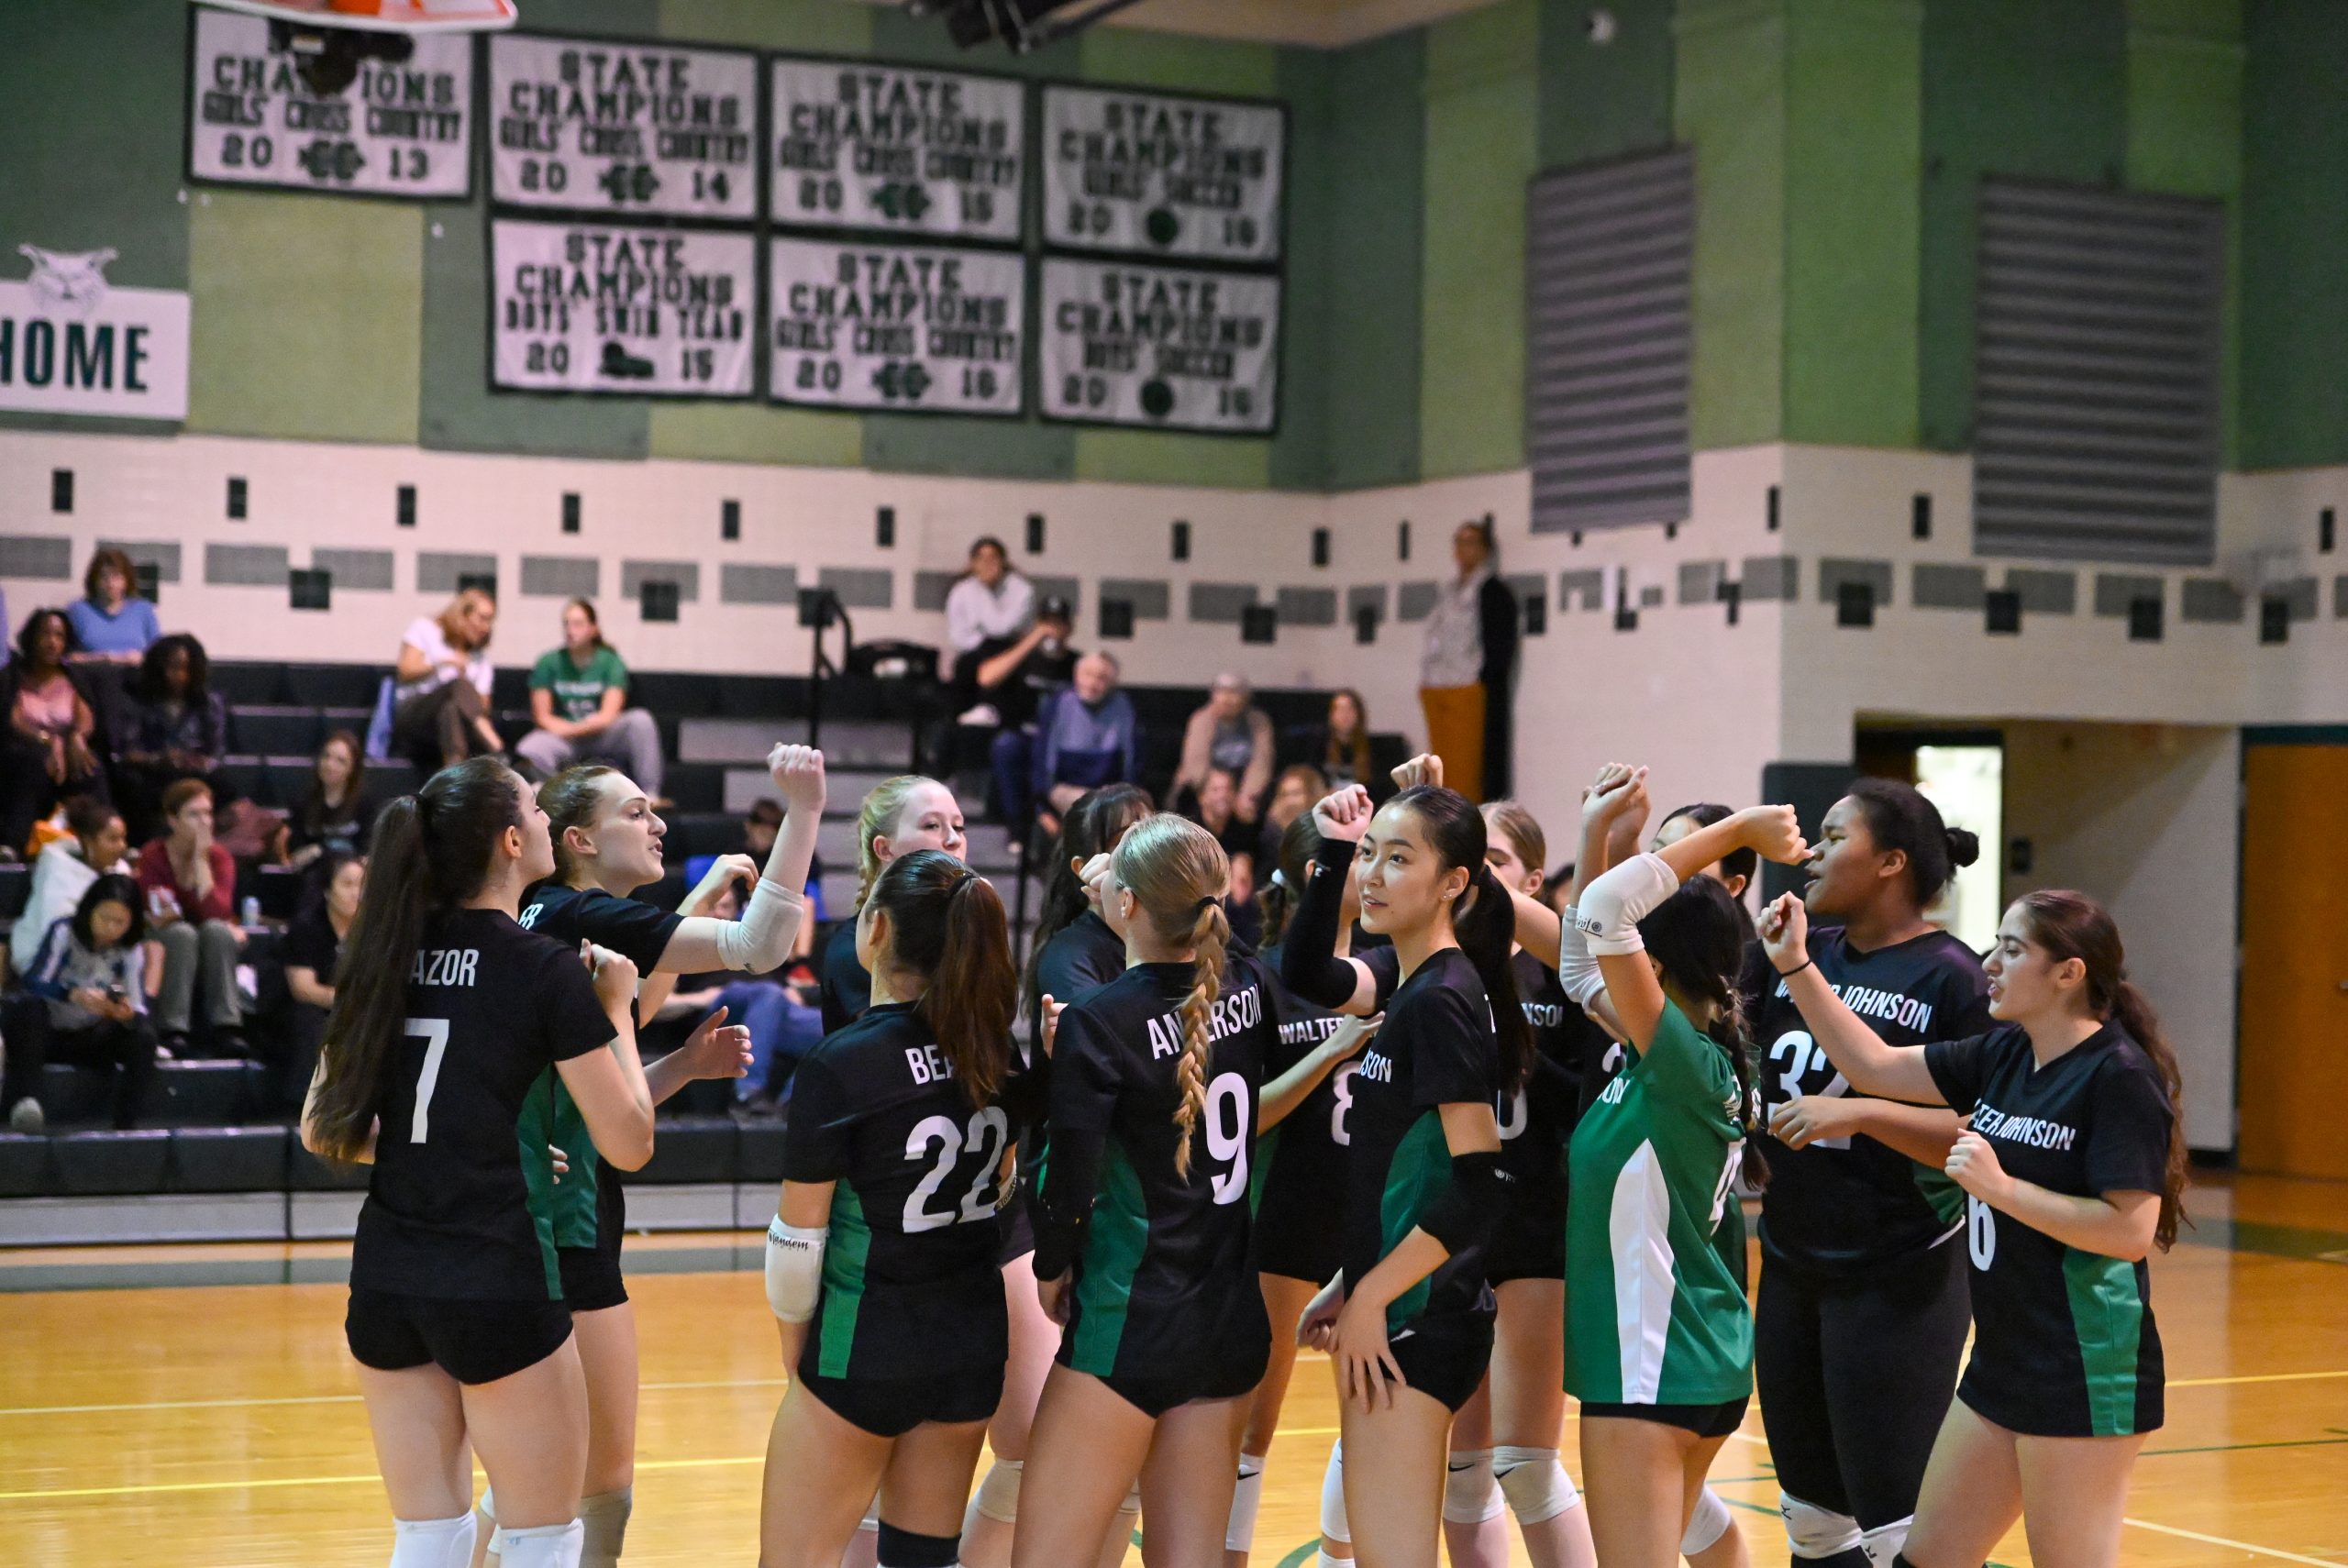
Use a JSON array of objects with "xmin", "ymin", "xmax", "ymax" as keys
[{"xmin": 405, "ymin": 1018, "xmax": 451, "ymax": 1143}]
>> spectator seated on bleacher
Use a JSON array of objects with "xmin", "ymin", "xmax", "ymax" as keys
[
  {"xmin": 109, "ymin": 633, "xmax": 228, "ymax": 842},
  {"xmin": 654, "ymin": 878, "xmax": 822, "ymax": 1117},
  {"xmin": 2, "ymin": 608, "xmax": 107, "ymax": 860},
  {"xmin": 1255, "ymin": 764, "xmax": 1330, "ymax": 869},
  {"xmin": 943, "ymin": 535, "xmax": 1036, "ymax": 719},
  {"xmin": 276, "ymin": 731, "xmax": 374, "ymax": 877},
  {"xmin": 276, "ymin": 851, "xmax": 360, "ymax": 1113},
  {"xmin": 2, "ymin": 873, "xmax": 159, "ymax": 1132},
  {"xmin": 64, "ymin": 547, "xmax": 161, "ymax": 668},
  {"xmin": 10, "ymin": 798, "xmax": 131, "ymax": 981},
  {"xmin": 515, "ymin": 597, "xmax": 664, "ymax": 799},
  {"xmin": 1000, "ymin": 649, "xmax": 1141, "ymax": 838},
  {"xmin": 389, "ymin": 588, "xmax": 503, "ymax": 773},
  {"xmin": 1171, "ymin": 672, "xmax": 1276, "ymax": 825},
  {"xmin": 1299, "ymin": 687, "xmax": 1384, "ymax": 797},
  {"xmin": 134, "ymin": 779, "xmax": 249, "ymax": 1058}
]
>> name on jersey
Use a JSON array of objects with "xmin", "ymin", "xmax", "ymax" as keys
[
  {"xmin": 1357, "ymin": 1049, "xmax": 1393, "ymax": 1085},
  {"xmin": 1146, "ymin": 985, "xmax": 1262, "ymax": 1059},
  {"xmin": 1279, "ymin": 1015, "xmax": 1343, "ymax": 1049},
  {"xmin": 904, "ymin": 1043, "xmax": 958, "ymax": 1085},
  {"xmin": 411, "ymin": 946, "xmax": 481, "ymax": 988},
  {"xmin": 1778, "ymin": 977, "xmax": 1934, "ymax": 1033},
  {"xmin": 1971, "ymin": 1100, "xmax": 2077, "ymax": 1152},
  {"xmin": 1522, "ymin": 1000, "xmax": 1566, "ymax": 1029},
  {"xmin": 1597, "ymin": 1076, "xmax": 1627, "ymax": 1107}
]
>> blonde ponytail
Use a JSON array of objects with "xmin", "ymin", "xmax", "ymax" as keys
[
  {"xmin": 1171, "ymin": 898, "xmax": 1229, "ymax": 1177},
  {"xmin": 1109, "ymin": 814, "xmax": 1233, "ymax": 1181}
]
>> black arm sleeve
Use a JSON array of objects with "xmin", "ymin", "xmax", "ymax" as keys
[
  {"xmin": 1419, "ymin": 1148, "xmax": 1511, "ymax": 1257},
  {"xmin": 1029, "ymin": 1124, "xmax": 1103, "ymax": 1281},
  {"xmin": 1279, "ymin": 835, "xmax": 1359, "ymax": 1009}
]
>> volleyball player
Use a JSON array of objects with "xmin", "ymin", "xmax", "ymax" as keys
[
  {"xmin": 1560, "ymin": 774, "xmax": 1801, "ymax": 1568},
  {"xmin": 758, "ymin": 850, "xmax": 1023, "ymax": 1568},
  {"xmin": 1759, "ymin": 889, "xmax": 2183, "ymax": 1568},
  {"xmin": 1017, "ymin": 815, "xmax": 1375, "ymax": 1567},
  {"xmin": 303, "ymin": 756, "xmax": 658, "ymax": 1568},
  {"xmin": 1741, "ymin": 780, "xmax": 1990, "ymax": 1568},
  {"xmin": 1280, "ymin": 782, "xmax": 1526, "ymax": 1568},
  {"xmin": 483, "ymin": 745, "xmax": 820, "ymax": 1567},
  {"xmin": 820, "ymin": 777, "xmax": 969, "ymax": 1032},
  {"xmin": 962, "ymin": 781, "xmax": 1155, "ymax": 1568}
]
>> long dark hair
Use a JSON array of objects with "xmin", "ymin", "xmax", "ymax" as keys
[
  {"xmin": 1324, "ymin": 688, "xmax": 1371, "ymax": 783},
  {"xmin": 1389, "ymin": 785, "xmax": 1530, "ymax": 1092},
  {"xmin": 1656, "ymin": 802, "xmax": 1756, "ymax": 888},
  {"xmin": 131, "ymin": 633, "xmax": 210, "ymax": 705},
  {"xmin": 308, "ymin": 757, "xmax": 525, "ymax": 1162},
  {"xmin": 2015, "ymin": 890, "xmax": 2189, "ymax": 1250},
  {"xmin": 72, "ymin": 872, "xmax": 146, "ymax": 949},
  {"xmin": 1846, "ymin": 778, "xmax": 1980, "ymax": 911},
  {"xmin": 300, "ymin": 731, "xmax": 369, "ymax": 835},
  {"xmin": 868, "ymin": 849, "xmax": 1015, "ymax": 1110},
  {"xmin": 1638, "ymin": 875, "xmax": 1767, "ymax": 1187},
  {"xmin": 1023, "ymin": 783, "xmax": 1153, "ymax": 1012},
  {"xmin": 1258, "ymin": 812, "xmax": 1326, "ymax": 951},
  {"xmin": 16, "ymin": 607, "xmax": 70, "ymax": 672}
]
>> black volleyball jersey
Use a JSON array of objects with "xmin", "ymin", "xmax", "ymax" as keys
[
  {"xmin": 1342, "ymin": 946, "xmax": 1501, "ymax": 1331},
  {"xmin": 1499, "ymin": 949, "xmax": 1602, "ymax": 1201},
  {"xmin": 513, "ymin": 882, "xmax": 682, "ymax": 1248},
  {"xmin": 820, "ymin": 919, "xmax": 872, "ymax": 1035},
  {"xmin": 349, "ymin": 909, "xmax": 616, "ymax": 1300},
  {"xmin": 1247, "ymin": 944, "xmax": 1359, "ymax": 1226},
  {"xmin": 1924, "ymin": 1024, "xmax": 2172, "ymax": 1436},
  {"xmin": 783, "ymin": 1001, "xmax": 1013, "ymax": 1381},
  {"xmin": 1048, "ymin": 954, "xmax": 1286, "ymax": 1380},
  {"xmin": 1030, "ymin": 910, "xmax": 1126, "ymax": 1066},
  {"xmin": 1742, "ymin": 927, "xmax": 1993, "ymax": 1277}
]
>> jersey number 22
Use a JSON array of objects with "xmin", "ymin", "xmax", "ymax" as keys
[{"xmin": 904, "ymin": 1108, "xmax": 1009, "ymax": 1232}]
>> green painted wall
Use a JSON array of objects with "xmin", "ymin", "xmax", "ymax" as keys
[
  {"xmin": 1537, "ymin": 0, "xmax": 1677, "ymax": 169},
  {"xmin": 2240, "ymin": 0, "xmax": 2347, "ymax": 469},
  {"xmin": 1917, "ymin": 0, "xmax": 2130, "ymax": 450},
  {"xmin": 1420, "ymin": 0, "xmax": 1541, "ymax": 480},
  {"xmin": 1323, "ymin": 31, "xmax": 1428, "ymax": 491},
  {"xmin": 1676, "ymin": 0, "xmax": 1785, "ymax": 450},
  {"xmin": 1268, "ymin": 47, "xmax": 1336, "ymax": 491}
]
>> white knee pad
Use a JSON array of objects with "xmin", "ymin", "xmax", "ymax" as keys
[
  {"xmin": 1858, "ymin": 1517, "xmax": 1912, "ymax": 1568},
  {"xmin": 1491, "ymin": 1445, "xmax": 1579, "ymax": 1526},
  {"xmin": 390, "ymin": 1512, "xmax": 478, "ymax": 1568},
  {"xmin": 577, "ymin": 1487, "xmax": 631, "ymax": 1568},
  {"xmin": 1681, "ymin": 1486, "xmax": 1733, "ymax": 1555},
  {"xmin": 972, "ymin": 1458, "xmax": 1024, "ymax": 1525},
  {"xmin": 475, "ymin": 1486, "xmax": 502, "ymax": 1562},
  {"xmin": 1781, "ymin": 1493, "xmax": 1863, "ymax": 1560},
  {"xmin": 1319, "ymin": 1441, "xmax": 1349, "ymax": 1544},
  {"xmin": 489, "ymin": 1519, "xmax": 582, "ymax": 1568},
  {"xmin": 1442, "ymin": 1448, "xmax": 1504, "ymax": 1525},
  {"xmin": 1225, "ymin": 1455, "xmax": 1266, "ymax": 1552}
]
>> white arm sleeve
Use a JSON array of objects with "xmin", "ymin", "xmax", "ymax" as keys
[
  {"xmin": 1577, "ymin": 853, "xmax": 1682, "ymax": 956},
  {"xmin": 714, "ymin": 877, "xmax": 806, "ymax": 973},
  {"xmin": 1558, "ymin": 908, "xmax": 1605, "ymax": 1009},
  {"xmin": 765, "ymin": 1215, "xmax": 827, "ymax": 1323}
]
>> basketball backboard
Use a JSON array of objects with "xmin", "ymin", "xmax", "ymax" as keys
[{"xmin": 195, "ymin": 0, "xmax": 517, "ymax": 34}]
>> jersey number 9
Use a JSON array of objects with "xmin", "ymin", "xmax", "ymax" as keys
[
  {"xmin": 1205, "ymin": 1072, "xmax": 1251, "ymax": 1206},
  {"xmin": 903, "ymin": 1108, "xmax": 1010, "ymax": 1233}
]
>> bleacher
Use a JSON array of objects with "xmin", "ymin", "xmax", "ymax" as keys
[{"xmin": 0, "ymin": 658, "xmax": 1405, "ymax": 1244}]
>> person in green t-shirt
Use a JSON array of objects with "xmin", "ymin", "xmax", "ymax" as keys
[{"xmin": 516, "ymin": 598, "xmax": 663, "ymax": 797}]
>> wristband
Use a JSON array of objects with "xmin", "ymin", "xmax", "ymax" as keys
[{"xmin": 1775, "ymin": 957, "xmax": 1815, "ymax": 980}]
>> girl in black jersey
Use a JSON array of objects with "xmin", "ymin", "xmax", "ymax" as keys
[
  {"xmin": 963, "ymin": 783, "xmax": 1156, "ymax": 1568},
  {"xmin": 1739, "ymin": 780, "xmax": 1990, "ymax": 1568},
  {"xmin": 1281, "ymin": 782, "xmax": 1528, "ymax": 1568},
  {"xmin": 820, "ymin": 777, "xmax": 969, "ymax": 1033},
  {"xmin": 1759, "ymin": 889, "xmax": 2185, "ymax": 1568},
  {"xmin": 302, "ymin": 756, "xmax": 657, "ymax": 1568},
  {"xmin": 1020, "ymin": 815, "xmax": 1372, "ymax": 1568},
  {"xmin": 490, "ymin": 746, "xmax": 820, "ymax": 1568},
  {"xmin": 758, "ymin": 850, "xmax": 1022, "ymax": 1568}
]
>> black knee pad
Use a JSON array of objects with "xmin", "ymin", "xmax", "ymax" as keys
[{"xmin": 874, "ymin": 1521, "xmax": 959, "ymax": 1568}]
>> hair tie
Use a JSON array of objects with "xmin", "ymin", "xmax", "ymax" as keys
[
  {"xmin": 1194, "ymin": 894, "xmax": 1219, "ymax": 915},
  {"xmin": 1268, "ymin": 868, "xmax": 1287, "ymax": 889}
]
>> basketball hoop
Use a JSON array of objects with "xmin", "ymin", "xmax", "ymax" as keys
[{"xmin": 194, "ymin": 0, "xmax": 515, "ymax": 94}]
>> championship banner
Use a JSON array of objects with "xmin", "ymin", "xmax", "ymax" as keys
[
  {"xmin": 1039, "ymin": 259, "xmax": 1277, "ymax": 433},
  {"xmin": 491, "ymin": 219, "xmax": 756, "ymax": 397},
  {"xmin": 488, "ymin": 34, "xmax": 758, "ymax": 221},
  {"xmin": 1043, "ymin": 86, "xmax": 1283, "ymax": 262},
  {"xmin": 769, "ymin": 238, "xmax": 1024, "ymax": 416},
  {"xmin": 770, "ymin": 61, "xmax": 1024, "ymax": 242},
  {"xmin": 0, "ymin": 246, "xmax": 189, "ymax": 420},
  {"xmin": 189, "ymin": 6, "xmax": 474, "ymax": 197}
]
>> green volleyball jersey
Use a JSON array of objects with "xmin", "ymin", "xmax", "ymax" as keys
[{"xmin": 1564, "ymin": 998, "xmax": 1754, "ymax": 1406}]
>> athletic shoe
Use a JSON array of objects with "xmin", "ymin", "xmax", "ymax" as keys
[{"xmin": 8, "ymin": 1098, "xmax": 43, "ymax": 1133}]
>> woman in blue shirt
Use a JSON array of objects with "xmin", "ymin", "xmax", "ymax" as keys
[{"xmin": 67, "ymin": 547, "xmax": 161, "ymax": 663}]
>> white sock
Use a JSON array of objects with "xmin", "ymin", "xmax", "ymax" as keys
[
  {"xmin": 1225, "ymin": 1455, "xmax": 1266, "ymax": 1552},
  {"xmin": 389, "ymin": 1512, "xmax": 477, "ymax": 1568}
]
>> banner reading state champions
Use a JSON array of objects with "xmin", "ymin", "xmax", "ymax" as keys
[
  {"xmin": 492, "ymin": 219, "xmax": 755, "ymax": 396},
  {"xmin": 190, "ymin": 7, "xmax": 474, "ymax": 197},
  {"xmin": 489, "ymin": 34, "xmax": 759, "ymax": 221},
  {"xmin": 769, "ymin": 61, "xmax": 1024, "ymax": 243},
  {"xmin": 1039, "ymin": 259, "xmax": 1277, "ymax": 433},
  {"xmin": 1043, "ymin": 85, "xmax": 1283, "ymax": 263},
  {"xmin": 769, "ymin": 238, "xmax": 1024, "ymax": 416}
]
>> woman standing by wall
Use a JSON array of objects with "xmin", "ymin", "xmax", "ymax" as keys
[{"xmin": 1415, "ymin": 523, "xmax": 1518, "ymax": 804}]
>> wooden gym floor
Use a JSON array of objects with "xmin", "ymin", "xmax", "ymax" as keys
[{"xmin": 1, "ymin": 1172, "xmax": 2343, "ymax": 1568}]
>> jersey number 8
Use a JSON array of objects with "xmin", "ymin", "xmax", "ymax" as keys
[{"xmin": 903, "ymin": 1108, "xmax": 1010, "ymax": 1232}]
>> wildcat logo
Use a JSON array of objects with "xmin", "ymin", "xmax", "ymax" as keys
[{"xmin": 18, "ymin": 246, "xmax": 116, "ymax": 317}]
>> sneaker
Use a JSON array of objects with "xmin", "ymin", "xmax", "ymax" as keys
[
  {"xmin": 957, "ymin": 702, "xmax": 1000, "ymax": 726},
  {"xmin": 213, "ymin": 1027, "xmax": 251, "ymax": 1059},
  {"xmin": 159, "ymin": 1032, "xmax": 187, "ymax": 1061},
  {"xmin": 8, "ymin": 1098, "xmax": 42, "ymax": 1133}
]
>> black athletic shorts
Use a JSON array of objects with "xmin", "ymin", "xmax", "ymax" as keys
[
  {"xmin": 797, "ymin": 1360, "xmax": 1004, "ymax": 1438},
  {"xmin": 1579, "ymin": 1395, "xmax": 1751, "ymax": 1440},
  {"xmin": 1483, "ymin": 1194, "xmax": 1567, "ymax": 1284},
  {"xmin": 558, "ymin": 1243, "xmax": 628, "ymax": 1312},
  {"xmin": 1254, "ymin": 1188, "xmax": 1343, "ymax": 1285},
  {"xmin": 1082, "ymin": 1298, "xmax": 1273, "ymax": 1419},
  {"xmin": 345, "ymin": 1288, "xmax": 572, "ymax": 1386},
  {"xmin": 1383, "ymin": 1309, "xmax": 1494, "ymax": 1414},
  {"xmin": 996, "ymin": 1187, "xmax": 1036, "ymax": 1265}
]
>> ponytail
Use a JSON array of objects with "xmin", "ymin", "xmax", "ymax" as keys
[
  {"xmin": 1638, "ymin": 875, "xmax": 1769, "ymax": 1187},
  {"xmin": 867, "ymin": 849, "xmax": 1014, "ymax": 1110},
  {"xmin": 2110, "ymin": 980, "xmax": 2190, "ymax": 1251},
  {"xmin": 1456, "ymin": 864, "xmax": 1531, "ymax": 1092},
  {"xmin": 310, "ymin": 758, "xmax": 522, "ymax": 1162},
  {"xmin": 1171, "ymin": 898, "xmax": 1230, "ymax": 1177}
]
